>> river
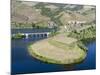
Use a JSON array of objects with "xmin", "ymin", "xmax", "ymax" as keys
[{"xmin": 11, "ymin": 29, "xmax": 96, "ymax": 74}]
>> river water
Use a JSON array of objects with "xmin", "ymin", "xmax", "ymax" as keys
[{"xmin": 11, "ymin": 29, "xmax": 96, "ymax": 74}]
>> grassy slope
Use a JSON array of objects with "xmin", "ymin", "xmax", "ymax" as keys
[
  {"xmin": 28, "ymin": 34, "xmax": 86, "ymax": 64},
  {"xmin": 68, "ymin": 26, "xmax": 96, "ymax": 41}
]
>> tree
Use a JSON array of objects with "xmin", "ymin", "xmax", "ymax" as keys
[
  {"xmin": 18, "ymin": 23, "xmax": 22, "ymax": 28},
  {"xmin": 31, "ymin": 23, "xmax": 36, "ymax": 29},
  {"xmin": 37, "ymin": 26, "xmax": 40, "ymax": 29}
]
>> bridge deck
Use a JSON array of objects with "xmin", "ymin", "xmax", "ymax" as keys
[{"xmin": 11, "ymin": 29, "xmax": 52, "ymax": 34}]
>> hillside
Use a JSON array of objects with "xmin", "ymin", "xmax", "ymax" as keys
[{"xmin": 11, "ymin": 0, "xmax": 96, "ymax": 29}]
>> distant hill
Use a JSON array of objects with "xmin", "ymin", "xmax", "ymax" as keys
[{"xmin": 11, "ymin": 0, "xmax": 96, "ymax": 29}]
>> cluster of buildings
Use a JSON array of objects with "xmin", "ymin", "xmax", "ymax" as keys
[
  {"xmin": 65, "ymin": 20, "xmax": 87, "ymax": 32},
  {"xmin": 67, "ymin": 20, "xmax": 86, "ymax": 24},
  {"xmin": 47, "ymin": 20, "xmax": 87, "ymax": 32}
]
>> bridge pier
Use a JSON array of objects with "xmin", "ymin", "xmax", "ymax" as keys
[
  {"xmin": 25, "ymin": 34, "xmax": 29, "ymax": 39},
  {"xmin": 47, "ymin": 33, "xmax": 50, "ymax": 37}
]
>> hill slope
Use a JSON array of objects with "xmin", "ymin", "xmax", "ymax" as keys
[{"xmin": 11, "ymin": 0, "xmax": 96, "ymax": 29}]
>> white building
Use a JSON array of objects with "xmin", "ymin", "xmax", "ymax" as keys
[{"xmin": 68, "ymin": 20, "xmax": 86, "ymax": 24}]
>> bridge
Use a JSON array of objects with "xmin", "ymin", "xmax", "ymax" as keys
[
  {"xmin": 12, "ymin": 32, "xmax": 50, "ymax": 39},
  {"xmin": 23, "ymin": 32, "xmax": 50, "ymax": 39}
]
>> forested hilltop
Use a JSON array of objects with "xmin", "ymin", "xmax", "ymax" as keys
[{"xmin": 11, "ymin": 0, "xmax": 96, "ymax": 30}]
